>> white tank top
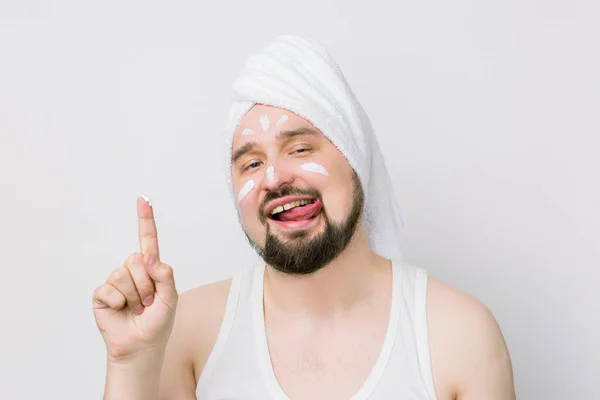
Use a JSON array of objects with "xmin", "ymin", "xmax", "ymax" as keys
[{"xmin": 196, "ymin": 260, "xmax": 438, "ymax": 400}]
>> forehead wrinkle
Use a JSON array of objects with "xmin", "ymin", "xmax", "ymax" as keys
[{"xmin": 276, "ymin": 127, "xmax": 321, "ymax": 141}]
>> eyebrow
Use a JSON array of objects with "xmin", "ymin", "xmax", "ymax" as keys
[
  {"xmin": 231, "ymin": 142, "xmax": 258, "ymax": 164},
  {"xmin": 230, "ymin": 128, "xmax": 320, "ymax": 164}
]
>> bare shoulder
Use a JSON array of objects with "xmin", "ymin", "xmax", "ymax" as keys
[
  {"xmin": 158, "ymin": 277, "xmax": 233, "ymax": 399},
  {"xmin": 426, "ymin": 276, "xmax": 516, "ymax": 400}
]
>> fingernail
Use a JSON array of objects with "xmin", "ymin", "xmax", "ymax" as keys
[
  {"xmin": 139, "ymin": 193, "xmax": 152, "ymax": 207},
  {"xmin": 143, "ymin": 295, "xmax": 154, "ymax": 306},
  {"xmin": 134, "ymin": 304, "xmax": 144, "ymax": 314},
  {"xmin": 148, "ymin": 256, "xmax": 157, "ymax": 268}
]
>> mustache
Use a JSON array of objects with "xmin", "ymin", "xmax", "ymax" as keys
[{"xmin": 259, "ymin": 185, "xmax": 321, "ymax": 221}]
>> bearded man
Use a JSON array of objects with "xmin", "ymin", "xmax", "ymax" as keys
[{"xmin": 93, "ymin": 35, "xmax": 516, "ymax": 400}]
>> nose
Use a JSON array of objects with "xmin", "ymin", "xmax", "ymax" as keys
[{"xmin": 262, "ymin": 162, "xmax": 295, "ymax": 191}]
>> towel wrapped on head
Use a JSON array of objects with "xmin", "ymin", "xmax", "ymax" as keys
[{"xmin": 223, "ymin": 34, "xmax": 404, "ymax": 261}]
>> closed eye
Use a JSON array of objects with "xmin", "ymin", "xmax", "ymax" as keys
[{"xmin": 293, "ymin": 147, "xmax": 311, "ymax": 154}]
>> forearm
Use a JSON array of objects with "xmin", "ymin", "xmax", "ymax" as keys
[{"xmin": 104, "ymin": 354, "xmax": 165, "ymax": 400}]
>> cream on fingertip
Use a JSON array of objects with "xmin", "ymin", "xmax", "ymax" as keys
[{"xmin": 139, "ymin": 194, "xmax": 153, "ymax": 206}]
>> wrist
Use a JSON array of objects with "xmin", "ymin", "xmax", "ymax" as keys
[
  {"xmin": 107, "ymin": 347, "xmax": 165, "ymax": 370},
  {"xmin": 105, "ymin": 351, "xmax": 165, "ymax": 400}
]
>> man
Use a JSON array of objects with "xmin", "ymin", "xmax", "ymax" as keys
[{"xmin": 92, "ymin": 35, "xmax": 516, "ymax": 399}]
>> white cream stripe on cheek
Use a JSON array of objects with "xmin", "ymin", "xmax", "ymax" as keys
[
  {"xmin": 275, "ymin": 114, "xmax": 289, "ymax": 127},
  {"xmin": 241, "ymin": 128, "xmax": 255, "ymax": 136},
  {"xmin": 260, "ymin": 114, "xmax": 270, "ymax": 132},
  {"xmin": 266, "ymin": 166, "xmax": 275, "ymax": 182},
  {"xmin": 237, "ymin": 179, "xmax": 255, "ymax": 204},
  {"xmin": 300, "ymin": 163, "xmax": 329, "ymax": 176}
]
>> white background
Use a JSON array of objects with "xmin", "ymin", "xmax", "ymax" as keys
[{"xmin": 1, "ymin": 1, "xmax": 598, "ymax": 399}]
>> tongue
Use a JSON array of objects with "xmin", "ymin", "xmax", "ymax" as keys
[{"xmin": 278, "ymin": 201, "xmax": 322, "ymax": 222}]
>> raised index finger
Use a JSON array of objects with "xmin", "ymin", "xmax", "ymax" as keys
[{"xmin": 138, "ymin": 194, "xmax": 160, "ymax": 261}]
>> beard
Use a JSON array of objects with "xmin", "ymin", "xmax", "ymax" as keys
[{"xmin": 245, "ymin": 171, "xmax": 364, "ymax": 275}]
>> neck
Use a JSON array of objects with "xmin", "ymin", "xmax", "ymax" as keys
[{"xmin": 263, "ymin": 226, "xmax": 392, "ymax": 319}]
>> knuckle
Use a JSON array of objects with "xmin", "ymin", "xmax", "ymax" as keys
[
  {"xmin": 125, "ymin": 253, "xmax": 142, "ymax": 266},
  {"xmin": 93, "ymin": 284, "xmax": 123, "ymax": 308},
  {"xmin": 126, "ymin": 257, "xmax": 145, "ymax": 274},
  {"xmin": 92, "ymin": 284, "xmax": 106, "ymax": 301},
  {"xmin": 109, "ymin": 267, "xmax": 127, "ymax": 283},
  {"xmin": 162, "ymin": 264, "xmax": 174, "ymax": 278}
]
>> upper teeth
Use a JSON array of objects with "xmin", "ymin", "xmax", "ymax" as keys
[{"xmin": 271, "ymin": 199, "xmax": 314, "ymax": 215}]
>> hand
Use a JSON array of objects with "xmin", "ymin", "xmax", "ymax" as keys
[{"xmin": 92, "ymin": 195, "xmax": 179, "ymax": 363}]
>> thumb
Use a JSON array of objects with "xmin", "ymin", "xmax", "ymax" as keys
[{"xmin": 144, "ymin": 254, "xmax": 178, "ymax": 309}]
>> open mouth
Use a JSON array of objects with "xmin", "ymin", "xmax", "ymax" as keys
[{"xmin": 268, "ymin": 198, "xmax": 323, "ymax": 225}]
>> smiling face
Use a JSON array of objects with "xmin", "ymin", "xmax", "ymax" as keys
[{"xmin": 230, "ymin": 104, "xmax": 364, "ymax": 274}]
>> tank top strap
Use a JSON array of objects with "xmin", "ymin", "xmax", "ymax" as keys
[
  {"xmin": 195, "ymin": 266, "xmax": 250, "ymax": 393},
  {"xmin": 412, "ymin": 265, "xmax": 438, "ymax": 400}
]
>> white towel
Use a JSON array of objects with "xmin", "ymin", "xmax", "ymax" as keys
[{"xmin": 223, "ymin": 35, "xmax": 404, "ymax": 261}]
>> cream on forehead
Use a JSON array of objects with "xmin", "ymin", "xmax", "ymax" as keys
[
  {"xmin": 241, "ymin": 128, "xmax": 255, "ymax": 136},
  {"xmin": 300, "ymin": 163, "xmax": 329, "ymax": 176},
  {"xmin": 237, "ymin": 179, "xmax": 255, "ymax": 203},
  {"xmin": 275, "ymin": 114, "xmax": 289, "ymax": 127},
  {"xmin": 266, "ymin": 166, "xmax": 275, "ymax": 182},
  {"xmin": 260, "ymin": 114, "xmax": 270, "ymax": 132}
]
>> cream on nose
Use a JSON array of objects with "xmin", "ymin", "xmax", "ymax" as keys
[{"xmin": 266, "ymin": 166, "xmax": 275, "ymax": 183}]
